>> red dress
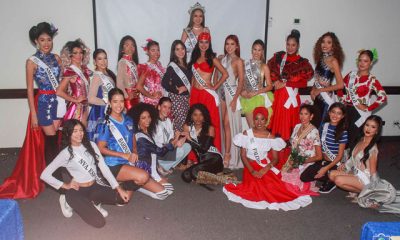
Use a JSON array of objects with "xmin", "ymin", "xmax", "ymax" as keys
[
  {"xmin": 223, "ymin": 130, "xmax": 312, "ymax": 210},
  {"xmin": 267, "ymin": 52, "xmax": 314, "ymax": 141},
  {"xmin": 189, "ymin": 62, "xmax": 221, "ymax": 151}
]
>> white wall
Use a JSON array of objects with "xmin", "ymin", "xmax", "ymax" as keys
[
  {"xmin": 0, "ymin": 0, "xmax": 399, "ymax": 148},
  {"xmin": 0, "ymin": 0, "xmax": 94, "ymax": 147},
  {"xmin": 268, "ymin": 0, "xmax": 400, "ymax": 136}
]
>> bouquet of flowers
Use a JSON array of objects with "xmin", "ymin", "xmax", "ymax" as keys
[{"xmin": 289, "ymin": 148, "xmax": 307, "ymax": 169}]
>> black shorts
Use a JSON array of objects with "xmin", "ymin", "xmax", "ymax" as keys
[{"xmin": 108, "ymin": 164, "xmax": 140, "ymax": 191}]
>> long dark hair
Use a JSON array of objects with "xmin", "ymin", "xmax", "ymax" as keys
[
  {"xmin": 185, "ymin": 103, "xmax": 211, "ymax": 139},
  {"xmin": 313, "ymin": 32, "xmax": 345, "ymax": 68},
  {"xmin": 128, "ymin": 103, "xmax": 158, "ymax": 137},
  {"xmin": 61, "ymin": 119, "xmax": 99, "ymax": 162},
  {"xmin": 118, "ymin": 35, "xmax": 139, "ymax": 64},
  {"xmin": 104, "ymin": 88, "xmax": 125, "ymax": 125},
  {"xmin": 358, "ymin": 115, "xmax": 383, "ymax": 165},
  {"xmin": 29, "ymin": 22, "xmax": 57, "ymax": 44},
  {"xmin": 93, "ymin": 48, "xmax": 116, "ymax": 83},
  {"xmin": 169, "ymin": 40, "xmax": 187, "ymax": 67},
  {"xmin": 189, "ymin": 41, "xmax": 215, "ymax": 68},
  {"xmin": 324, "ymin": 102, "xmax": 347, "ymax": 142}
]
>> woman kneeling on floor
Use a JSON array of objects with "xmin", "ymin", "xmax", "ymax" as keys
[{"xmin": 40, "ymin": 119, "xmax": 129, "ymax": 228}]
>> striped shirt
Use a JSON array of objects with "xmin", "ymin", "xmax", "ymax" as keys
[{"xmin": 320, "ymin": 123, "xmax": 348, "ymax": 156}]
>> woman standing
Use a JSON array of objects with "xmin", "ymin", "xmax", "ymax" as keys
[
  {"xmin": 87, "ymin": 49, "xmax": 116, "ymax": 141},
  {"xmin": 310, "ymin": 32, "xmax": 345, "ymax": 128},
  {"xmin": 41, "ymin": 119, "xmax": 129, "ymax": 228},
  {"xmin": 57, "ymin": 39, "xmax": 92, "ymax": 127},
  {"xmin": 189, "ymin": 32, "xmax": 228, "ymax": 153},
  {"xmin": 223, "ymin": 107, "xmax": 312, "ymax": 210},
  {"xmin": 181, "ymin": 104, "xmax": 224, "ymax": 183},
  {"xmin": 161, "ymin": 40, "xmax": 192, "ymax": 132},
  {"xmin": 240, "ymin": 39, "xmax": 273, "ymax": 128},
  {"xmin": 281, "ymin": 104, "xmax": 322, "ymax": 196},
  {"xmin": 116, "ymin": 35, "xmax": 140, "ymax": 111},
  {"xmin": 217, "ymin": 35, "xmax": 244, "ymax": 168},
  {"xmin": 181, "ymin": 2, "xmax": 210, "ymax": 62},
  {"xmin": 267, "ymin": 30, "xmax": 314, "ymax": 141},
  {"xmin": 0, "ymin": 22, "xmax": 61, "ymax": 198},
  {"xmin": 137, "ymin": 40, "xmax": 166, "ymax": 106},
  {"xmin": 337, "ymin": 50, "xmax": 387, "ymax": 150}
]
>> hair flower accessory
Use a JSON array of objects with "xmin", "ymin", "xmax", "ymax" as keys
[
  {"xmin": 50, "ymin": 23, "xmax": 58, "ymax": 34},
  {"xmin": 141, "ymin": 38, "xmax": 153, "ymax": 52}
]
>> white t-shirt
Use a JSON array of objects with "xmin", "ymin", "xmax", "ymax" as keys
[
  {"xmin": 40, "ymin": 141, "xmax": 119, "ymax": 189},
  {"xmin": 154, "ymin": 118, "xmax": 174, "ymax": 148}
]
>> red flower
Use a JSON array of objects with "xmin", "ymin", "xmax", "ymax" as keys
[{"xmin": 356, "ymin": 85, "xmax": 369, "ymax": 97}]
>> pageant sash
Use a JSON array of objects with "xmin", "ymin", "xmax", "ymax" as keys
[
  {"xmin": 122, "ymin": 59, "xmax": 139, "ymax": 83},
  {"xmin": 292, "ymin": 124, "xmax": 315, "ymax": 149},
  {"xmin": 70, "ymin": 65, "xmax": 89, "ymax": 94},
  {"xmin": 169, "ymin": 62, "xmax": 191, "ymax": 93},
  {"xmin": 189, "ymin": 126, "xmax": 221, "ymax": 156},
  {"xmin": 278, "ymin": 53, "xmax": 299, "ymax": 109},
  {"xmin": 73, "ymin": 151, "xmax": 110, "ymax": 187},
  {"xmin": 191, "ymin": 65, "xmax": 220, "ymax": 106},
  {"xmin": 314, "ymin": 81, "xmax": 335, "ymax": 106},
  {"xmin": 185, "ymin": 28, "xmax": 197, "ymax": 50},
  {"xmin": 30, "ymin": 56, "xmax": 66, "ymax": 118},
  {"xmin": 146, "ymin": 62, "xmax": 165, "ymax": 79},
  {"xmin": 321, "ymin": 123, "xmax": 340, "ymax": 165},
  {"xmin": 348, "ymin": 71, "xmax": 371, "ymax": 127},
  {"xmin": 244, "ymin": 60, "xmax": 272, "ymax": 108},
  {"xmin": 135, "ymin": 132, "xmax": 162, "ymax": 182},
  {"xmin": 95, "ymin": 71, "xmax": 115, "ymax": 103},
  {"xmin": 248, "ymin": 129, "xmax": 280, "ymax": 175},
  {"xmin": 108, "ymin": 120, "xmax": 131, "ymax": 154},
  {"xmin": 221, "ymin": 56, "xmax": 241, "ymax": 111}
]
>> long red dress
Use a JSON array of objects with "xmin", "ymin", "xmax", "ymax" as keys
[
  {"xmin": 223, "ymin": 129, "xmax": 312, "ymax": 210},
  {"xmin": 267, "ymin": 52, "xmax": 314, "ymax": 141}
]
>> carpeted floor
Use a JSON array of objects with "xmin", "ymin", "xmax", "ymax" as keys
[{"xmin": 1, "ymin": 142, "xmax": 399, "ymax": 240}]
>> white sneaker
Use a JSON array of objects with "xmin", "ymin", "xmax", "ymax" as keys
[
  {"xmin": 59, "ymin": 194, "xmax": 73, "ymax": 218},
  {"xmin": 94, "ymin": 204, "xmax": 108, "ymax": 218}
]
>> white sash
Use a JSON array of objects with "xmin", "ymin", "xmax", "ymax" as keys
[
  {"xmin": 278, "ymin": 53, "xmax": 299, "ymax": 109},
  {"xmin": 348, "ymin": 71, "xmax": 371, "ymax": 127},
  {"xmin": 136, "ymin": 132, "xmax": 162, "ymax": 182},
  {"xmin": 189, "ymin": 126, "xmax": 221, "ymax": 156},
  {"xmin": 108, "ymin": 120, "xmax": 131, "ymax": 154},
  {"xmin": 169, "ymin": 62, "xmax": 191, "ymax": 93},
  {"xmin": 73, "ymin": 151, "xmax": 109, "ymax": 187},
  {"xmin": 221, "ymin": 56, "xmax": 241, "ymax": 111},
  {"xmin": 314, "ymin": 81, "xmax": 335, "ymax": 106},
  {"xmin": 30, "ymin": 56, "xmax": 66, "ymax": 118},
  {"xmin": 321, "ymin": 123, "xmax": 339, "ymax": 165},
  {"xmin": 146, "ymin": 62, "xmax": 164, "ymax": 79},
  {"xmin": 95, "ymin": 71, "xmax": 114, "ymax": 103},
  {"xmin": 244, "ymin": 60, "xmax": 272, "ymax": 108},
  {"xmin": 70, "ymin": 65, "xmax": 89, "ymax": 95},
  {"xmin": 185, "ymin": 28, "xmax": 197, "ymax": 50},
  {"xmin": 191, "ymin": 65, "xmax": 220, "ymax": 106},
  {"xmin": 122, "ymin": 59, "xmax": 139, "ymax": 82},
  {"xmin": 247, "ymin": 129, "xmax": 280, "ymax": 175}
]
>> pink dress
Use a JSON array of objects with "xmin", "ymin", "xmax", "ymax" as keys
[
  {"xmin": 63, "ymin": 65, "xmax": 91, "ymax": 122},
  {"xmin": 138, "ymin": 62, "xmax": 165, "ymax": 106}
]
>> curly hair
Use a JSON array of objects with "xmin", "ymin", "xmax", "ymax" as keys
[
  {"xmin": 29, "ymin": 22, "xmax": 57, "ymax": 44},
  {"xmin": 60, "ymin": 39, "xmax": 91, "ymax": 68},
  {"xmin": 127, "ymin": 103, "xmax": 158, "ymax": 136},
  {"xmin": 184, "ymin": 103, "xmax": 212, "ymax": 138},
  {"xmin": 61, "ymin": 119, "xmax": 99, "ymax": 162},
  {"xmin": 313, "ymin": 32, "xmax": 345, "ymax": 68}
]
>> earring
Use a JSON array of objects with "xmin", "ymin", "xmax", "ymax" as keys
[{"xmin": 36, "ymin": 44, "xmax": 40, "ymax": 50}]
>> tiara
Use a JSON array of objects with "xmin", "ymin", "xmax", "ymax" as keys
[{"xmin": 188, "ymin": 2, "xmax": 206, "ymax": 15}]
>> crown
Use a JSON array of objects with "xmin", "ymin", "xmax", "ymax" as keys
[{"xmin": 188, "ymin": 2, "xmax": 206, "ymax": 15}]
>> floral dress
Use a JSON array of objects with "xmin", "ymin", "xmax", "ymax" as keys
[{"xmin": 138, "ymin": 62, "xmax": 165, "ymax": 106}]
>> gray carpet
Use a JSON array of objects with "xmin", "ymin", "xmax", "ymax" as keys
[{"xmin": 1, "ymin": 143, "xmax": 399, "ymax": 240}]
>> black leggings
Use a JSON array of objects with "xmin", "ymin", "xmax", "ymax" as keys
[
  {"xmin": 181, "ymin": 153, "xmax": 223, "ymax": 183},
  {"xmin": 311, "ymin": 97, "xmax": 329, "ymax": 129},
  {"xmin": 300, "ymin": 161, "xmax": 338, "ymax": 183},
  {"xmin": 65, "ymin": 183, "xmax": 123, "ymax": 228},
  {"xmin": 345, "ymin": 105, "xmax": 362, "ymax": 151}
]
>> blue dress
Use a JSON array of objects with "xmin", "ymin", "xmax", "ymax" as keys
[{"xmin": 33, "ymin": 51, "xmax": 61, "ymax": 126}]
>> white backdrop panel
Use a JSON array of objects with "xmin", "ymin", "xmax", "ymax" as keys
[{"xmin": 95, "ymin": 0, "xmax": 267, "ymax": 72}]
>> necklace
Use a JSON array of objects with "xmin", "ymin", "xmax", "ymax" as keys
[{"xmin": 192, "ymin": 26, "xmax": 202, "ymax": 30}]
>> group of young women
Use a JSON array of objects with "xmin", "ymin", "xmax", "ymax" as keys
[{"xmin": 0, "ymin": 2, "xmax": 398, "ymax": 228}]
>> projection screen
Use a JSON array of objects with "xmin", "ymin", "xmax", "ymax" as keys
[{"xmin": 94, "ymin": 0, "xmax": 268, "ymax": 72}]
